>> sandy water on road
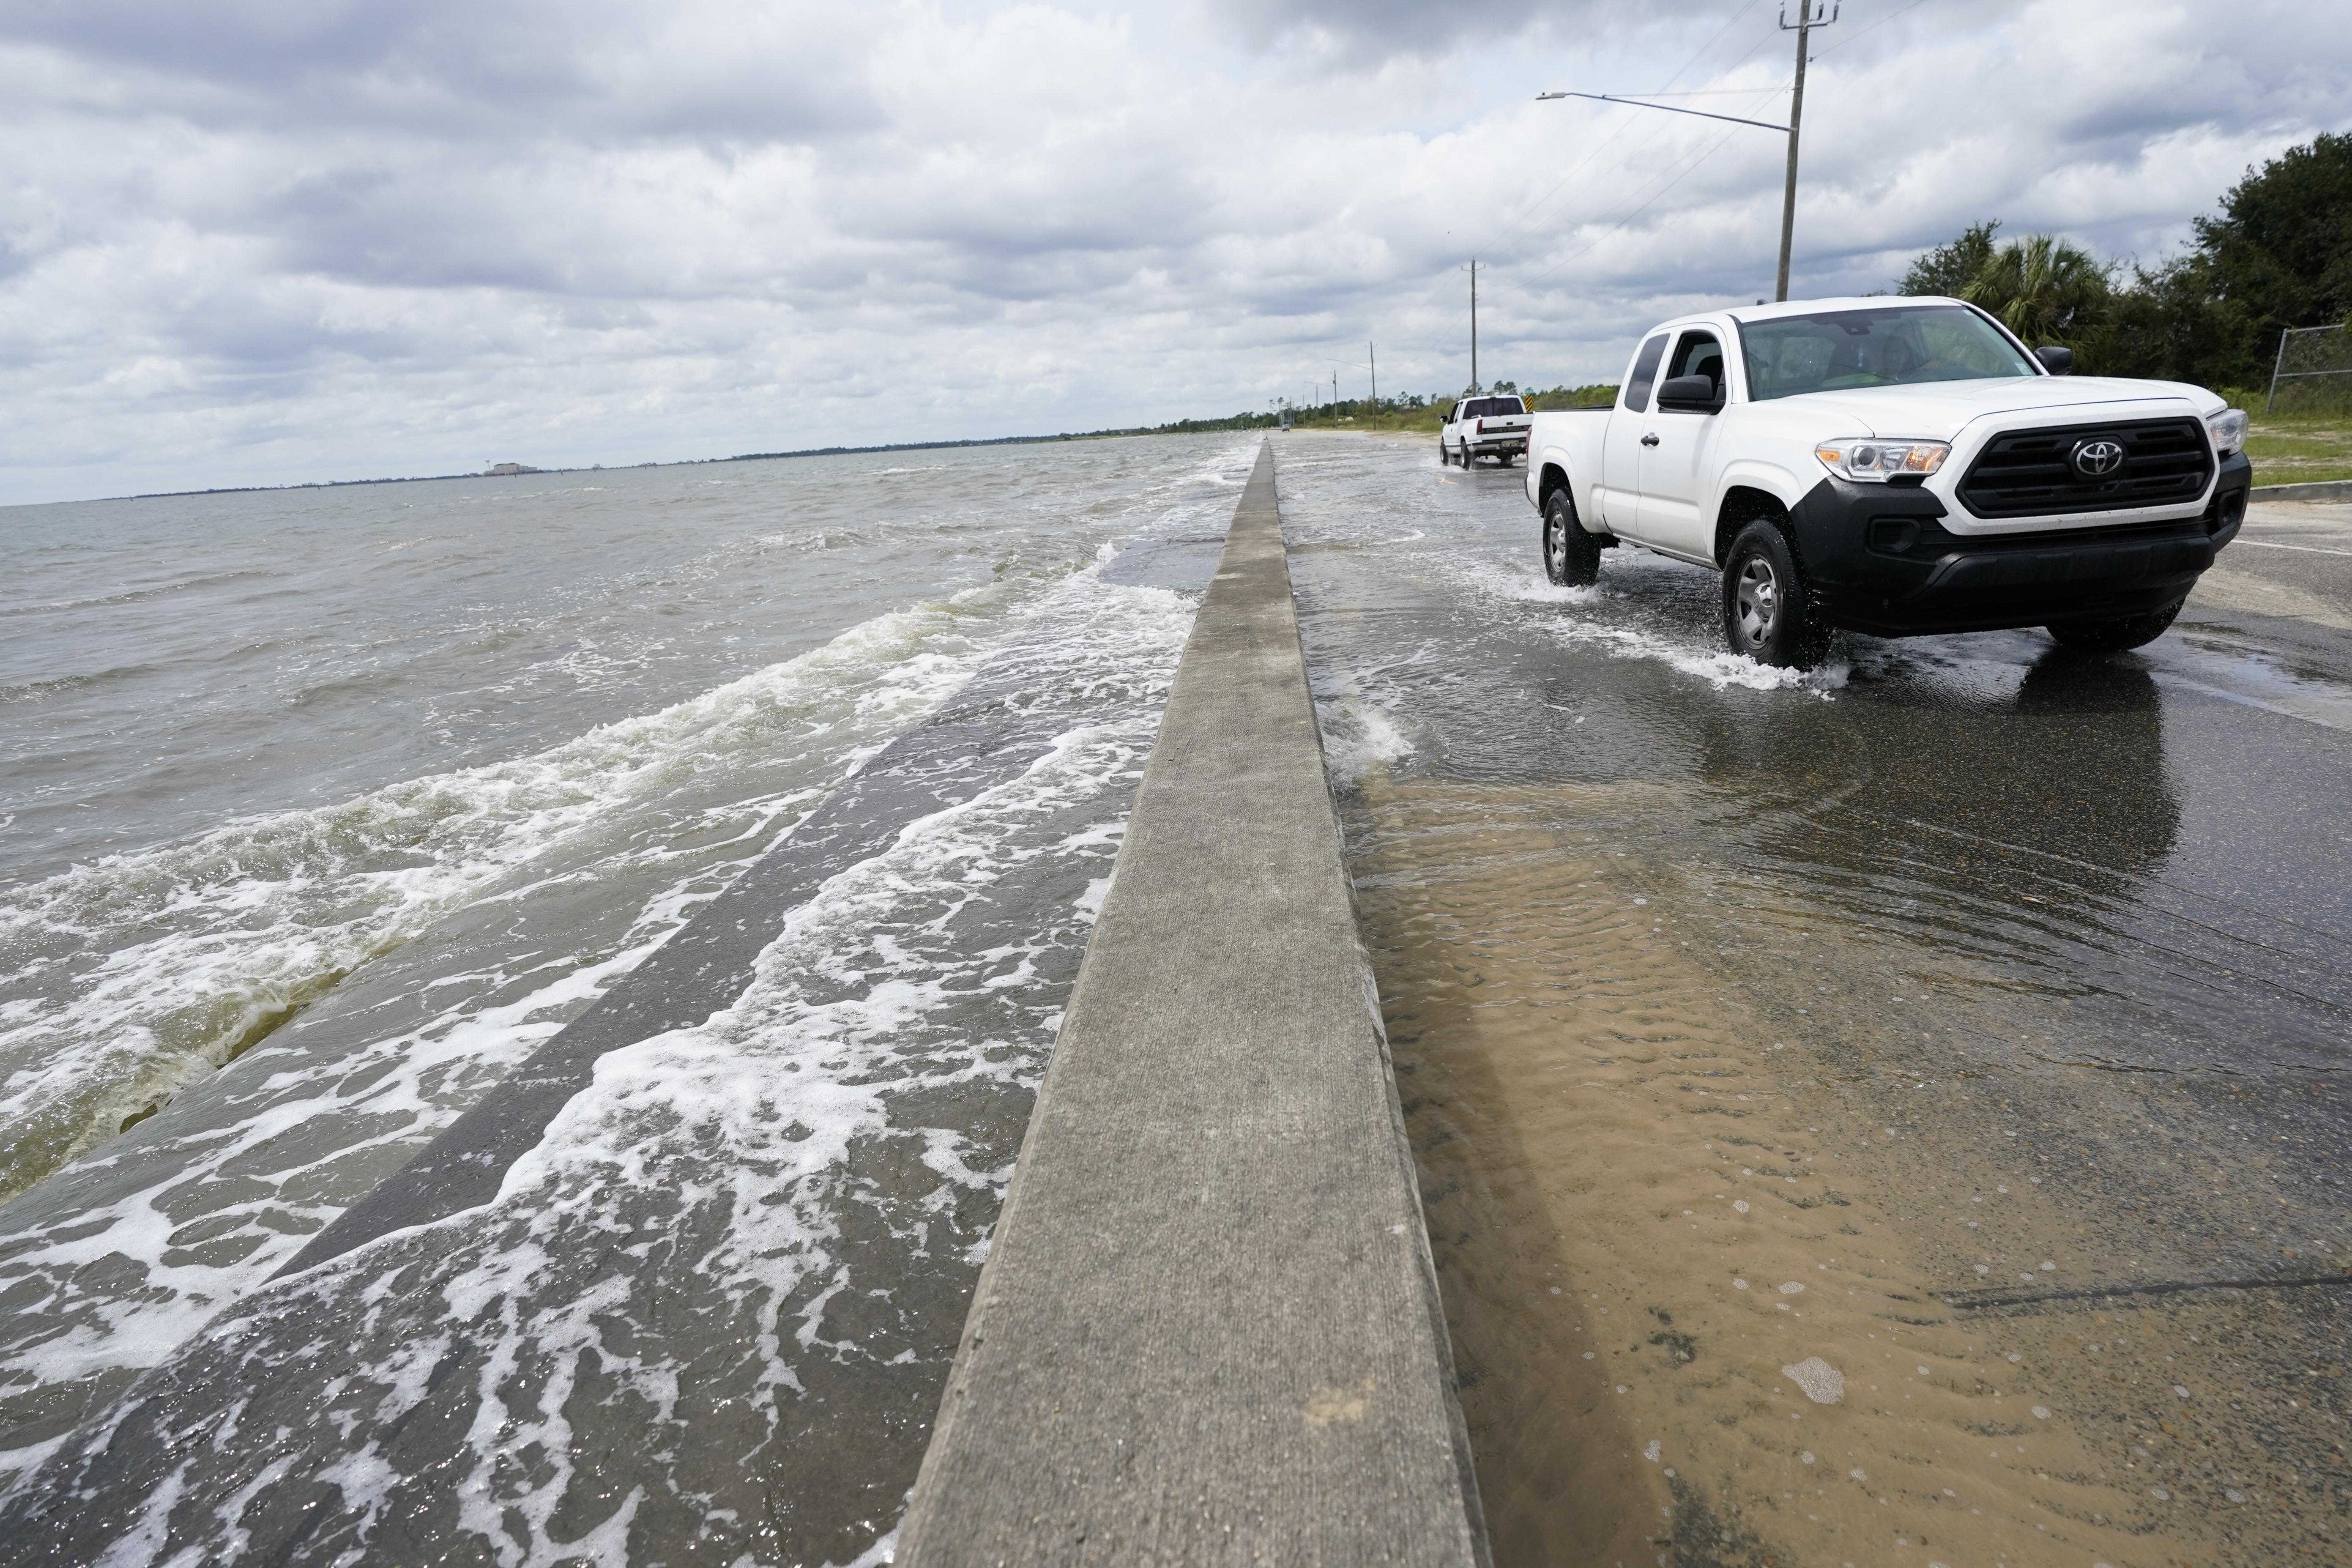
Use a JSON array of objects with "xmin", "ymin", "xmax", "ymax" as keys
[
  {"xmin": 1283, "ymin": 433, "xmax": 2352, "ymax": 1568},
  {"xmin": 1357, "ymin": 780, "xmax": 2344, "ymax": 1568}
]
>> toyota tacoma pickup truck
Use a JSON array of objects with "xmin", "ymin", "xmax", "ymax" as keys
[
  {"xmin": 1524, "ymin": 297, "xmax": 2252, "ymax": 666},
  {"xmin": 1443, "ymin": 394, "xmax": 1533, "ymax": 466}
]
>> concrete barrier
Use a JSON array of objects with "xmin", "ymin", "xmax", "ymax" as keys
[
  {"xmin": 2251, "ymin": 479, "xmax": 2352, "ymax": 503},
  {"xmin": 895, "ymin": 443, "xmax": 1488, "ymax": 1567}
]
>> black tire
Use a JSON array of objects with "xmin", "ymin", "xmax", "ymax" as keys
[
  {"xmin": 1438, "ymin": 438, "xmax": 1450, "ymax": 466},
  {"xmin": 1721, "ymin": 519, "xmax": 1829, "ymax": 668},
  {"xmin": 2046, "ymin": 599, "xmax": 2183, "ymax": 651},
  {"xmin": 1542, "ymin": 488, "xmax": 1602, "ymax": 586}
]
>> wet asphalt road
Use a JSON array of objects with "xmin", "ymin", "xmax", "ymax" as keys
[{"xmin": 1275, "ymin": 435, "xmax": 2352, "ymax": 1565}]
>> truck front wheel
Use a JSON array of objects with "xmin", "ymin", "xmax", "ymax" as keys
[
  {"xmin": 2045, "ymin": 599, "xmax": 2184, "ymax": 652},
  {"xmin": 1542, "ymin": 489, "xmax": 1601, "ymax": 587},
  {"xmin": 1722, "ymin": 520, "xmax": 1829, "ymax": 669}
]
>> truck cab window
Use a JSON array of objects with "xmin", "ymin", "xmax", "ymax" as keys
[
  {"xmin": 1623, "ymin": 335, "xmax": 1669, "ymax": 413},
  {"xmin": 1666, "ymin": 331, "xmax": 1725, "ymax": 402},
  {"xmin": 1738, "ymin": 305, "xmax": 2036, "ymax": 400}
]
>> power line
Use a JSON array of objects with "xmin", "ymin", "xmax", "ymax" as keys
[
  {"xmin": 1397, "ymin": 3, "xmax": 1887, "ymax": 389},
  {"xmin": 1488, "ymin": 0, "xmax": 1771, "ymax": 243},
  {"xmin": 1493, "ymin": 75, "xmax": 1789, "ymax": 301},
  {"xmin": 1536, "ymin": 90, "xmax": 1788, "ymax": 132},
  {"xmin": 1646, "ymin": 0, "xmax": 1775, "ymax": 102},
  {"xmin": 1816, "ymin": 0, "xmax": 1935, "ymax": 57},
  {"xmin": 1498, "ymin": 3, "xmax": 1835, "ymax": 314},
  {"xmin": 1511, "ymin": 119, "xmax": 1751, "ymax": 294}
]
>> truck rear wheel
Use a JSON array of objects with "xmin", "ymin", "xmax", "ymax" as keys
[
  {"xmin": 1542, "ymin": 489, "xmax": 1601, "ymax": 587},
  {"xmin": 2046, "ymin": 599, "xmax": 2183, "ymax": 652},
  {"xmin": 1722, "ymin": 520, "xmax": 1829, "ymax": 669}
]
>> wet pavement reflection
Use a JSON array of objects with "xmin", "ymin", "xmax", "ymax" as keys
[{"xmin": 1280, "ymin": 433, "xmax": 2352, "ymax": 1568}]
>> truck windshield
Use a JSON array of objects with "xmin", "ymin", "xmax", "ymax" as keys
[
  {"xmin": 1739, "ymin": 306, "xmax": 2037, "ymax": 400},
  {"xmin": 1463, "ymin": 397, "xmax": 1525, "ymax": 417}
]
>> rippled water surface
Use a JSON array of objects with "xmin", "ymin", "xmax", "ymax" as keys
[
  {"xmin": 0, "ymin": 437, "xmax": 1251, "ymax": 1560},
  {"xmin": 1279, "ymin": 432, "xmax": 2352, "ymax": 1568},
  {"xmin": 9, "ymin": 432, "xmax": 2348, "ymax": 1567}
]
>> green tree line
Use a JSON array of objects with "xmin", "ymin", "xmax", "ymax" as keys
[{"xmin": 1901, "ymin": 132, "xmax": 2352, "ymax": 391}]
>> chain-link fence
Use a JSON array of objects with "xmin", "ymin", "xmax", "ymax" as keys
[{"xmin": 2267, "ymin": 323, "xmax": 2352, "ymax": 413}]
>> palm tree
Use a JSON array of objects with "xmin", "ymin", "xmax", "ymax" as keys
[{"xmin": 1961, "ymin": 234, "xmax": 2114, "ymax": 348}]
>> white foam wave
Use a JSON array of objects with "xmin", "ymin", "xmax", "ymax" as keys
[
  {"xmin": 1449, "ymin": 553, "xmax": 1849, "ymax": 694},
  {"xmin": 0, "ymin": 438, "xmax": 1243, "ymax": 1538},
  {"xmin": 0, "ymin": 594, "xmax": 1001, "ymax": 1207},
  {"xmin": 420, "ymin": 712, "xmax": 1165, "ymax": 1564},
  {"xmin": 1317, "ymin": 696, "xmax": 1418, "ymax": 789},
  {"xmin": 21, "ymin": 578, "xmax": 1197, "ymax": 1562},
  {"xmin": 0, "ymin": 568, "xmax": 1199, "ymax": 1520}
]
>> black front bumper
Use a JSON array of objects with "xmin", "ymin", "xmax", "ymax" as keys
[{"xmin": 1788, "ymin": 452, "xmax": 2251, "ymax": 637}]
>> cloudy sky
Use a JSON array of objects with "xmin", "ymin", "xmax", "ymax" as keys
[{"xmin": 0, "ymin": 0, "xmax": 2343, "ymax": 504}]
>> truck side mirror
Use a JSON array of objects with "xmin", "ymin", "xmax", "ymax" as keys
[
  {"xmin": 2035, "ymin": 345, "xmax": 2074, "ymax": 375},
  {"xmin": 1655, "ymin": 375, "xmax": 1721, "ymax": 413}
]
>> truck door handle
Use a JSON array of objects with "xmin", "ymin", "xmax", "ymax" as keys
[{"xmin": 1640, "ymin": 433, "xmax": 1660, "ymax": 447}]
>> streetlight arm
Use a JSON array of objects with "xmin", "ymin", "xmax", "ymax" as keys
[{"xmin": 1535, "ymin": 91, "xmax": 1787, "ymax": 133}]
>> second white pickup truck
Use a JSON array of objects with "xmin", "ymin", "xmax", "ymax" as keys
[
  {"xmin": 1442, "ymin": 394, "xmax": 1532, "ymax": 466},
  {"xmin": 1524, "ymin": 297, "xmax": 2252, "ymax": 666}
]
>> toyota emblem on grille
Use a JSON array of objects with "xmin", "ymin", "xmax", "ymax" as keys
[{"xmin": 2072, "ymin": 438, "xmax": 2125, "ymax": 478}]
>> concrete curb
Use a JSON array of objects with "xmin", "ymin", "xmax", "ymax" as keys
[
  {"xmin": 2251, "ymin": 479, "xmax": 2352, "ymax": 503},
  {"xmin": 894, "ymin": 442, "xmax": 1488, "ymax": 1567}
]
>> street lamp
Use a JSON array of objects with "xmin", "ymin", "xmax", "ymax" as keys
[{"xmin": 1538, "ymin": 1, "xmax": 1837, "ymax": 302}]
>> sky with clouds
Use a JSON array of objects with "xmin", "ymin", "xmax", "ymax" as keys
[{"xmin": 0, "ymin": 0, "xmax": 2344, "ymax": 504}]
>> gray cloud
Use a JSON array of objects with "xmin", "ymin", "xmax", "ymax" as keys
[
  {"xmin": 1208, "ymin": 0, "xmax": 1551, "ymax": 62},
  {"xmin": 0, "ymin": 0, "xmax": 887, "ymax": 140},
  {"xmin": 0, "ymin": 0, "xmax": 2345, "ymax": 503}
]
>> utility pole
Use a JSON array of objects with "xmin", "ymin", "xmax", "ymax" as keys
[
  {"xmin": 1368, "ymin": 340, "xmax": 1377, "ymax": 430},
  {"xmin": 1775, "ymin": 2, "xmax": 1837, "ymax": 302},
  {"xmin": 1462, "ymin": 260, "xmax": 1482, "ymax": 391},
  {"xmin": 1537, "ymin": 3, "xmax": 1834, "ymax": 304}
]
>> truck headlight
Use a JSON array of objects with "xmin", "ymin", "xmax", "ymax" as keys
[
  {"xmin": 2206, "ymin": 408, "xmax": 2248, "ymax": 457},
  {"xmin": 1813, "ymin": 438, "xmax": 1951, "ymax": 482}
]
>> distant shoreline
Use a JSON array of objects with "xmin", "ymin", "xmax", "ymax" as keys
[{"xmin": 102, "ymin": 424, "xmax": 1277, "ymax": 506}]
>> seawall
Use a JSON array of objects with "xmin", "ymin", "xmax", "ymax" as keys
[{"xmin": 894, "ymin": 442, "xmax": 1488, "ymax": 1565}]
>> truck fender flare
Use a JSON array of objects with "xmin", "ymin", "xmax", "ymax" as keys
[
  {"xmin": 1710, "ymin": 464, "xmax": 1809, "ymax": 567},
  {"xmin": 1534, "ymin": 453, "xmax": 1591, "ymax": 525}
]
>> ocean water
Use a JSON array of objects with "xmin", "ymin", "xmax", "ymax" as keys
[{"xmin": 0, "ymin": 436, "xmax": 1251, "ymax": 1560}]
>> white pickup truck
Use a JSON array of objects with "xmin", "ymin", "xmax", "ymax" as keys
[
  {"xmin": 1442, "ymin": 394, "xmax": 1533, "ymax": 467},
  {"xmin": 1524, "ymin": 297, "xmax": 2252, "ymax": 666}
]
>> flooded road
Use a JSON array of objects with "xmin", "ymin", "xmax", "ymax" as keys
[{"xmin": 1280, "ymin": 433, "xmax": 2352, "ymax": 1568}]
